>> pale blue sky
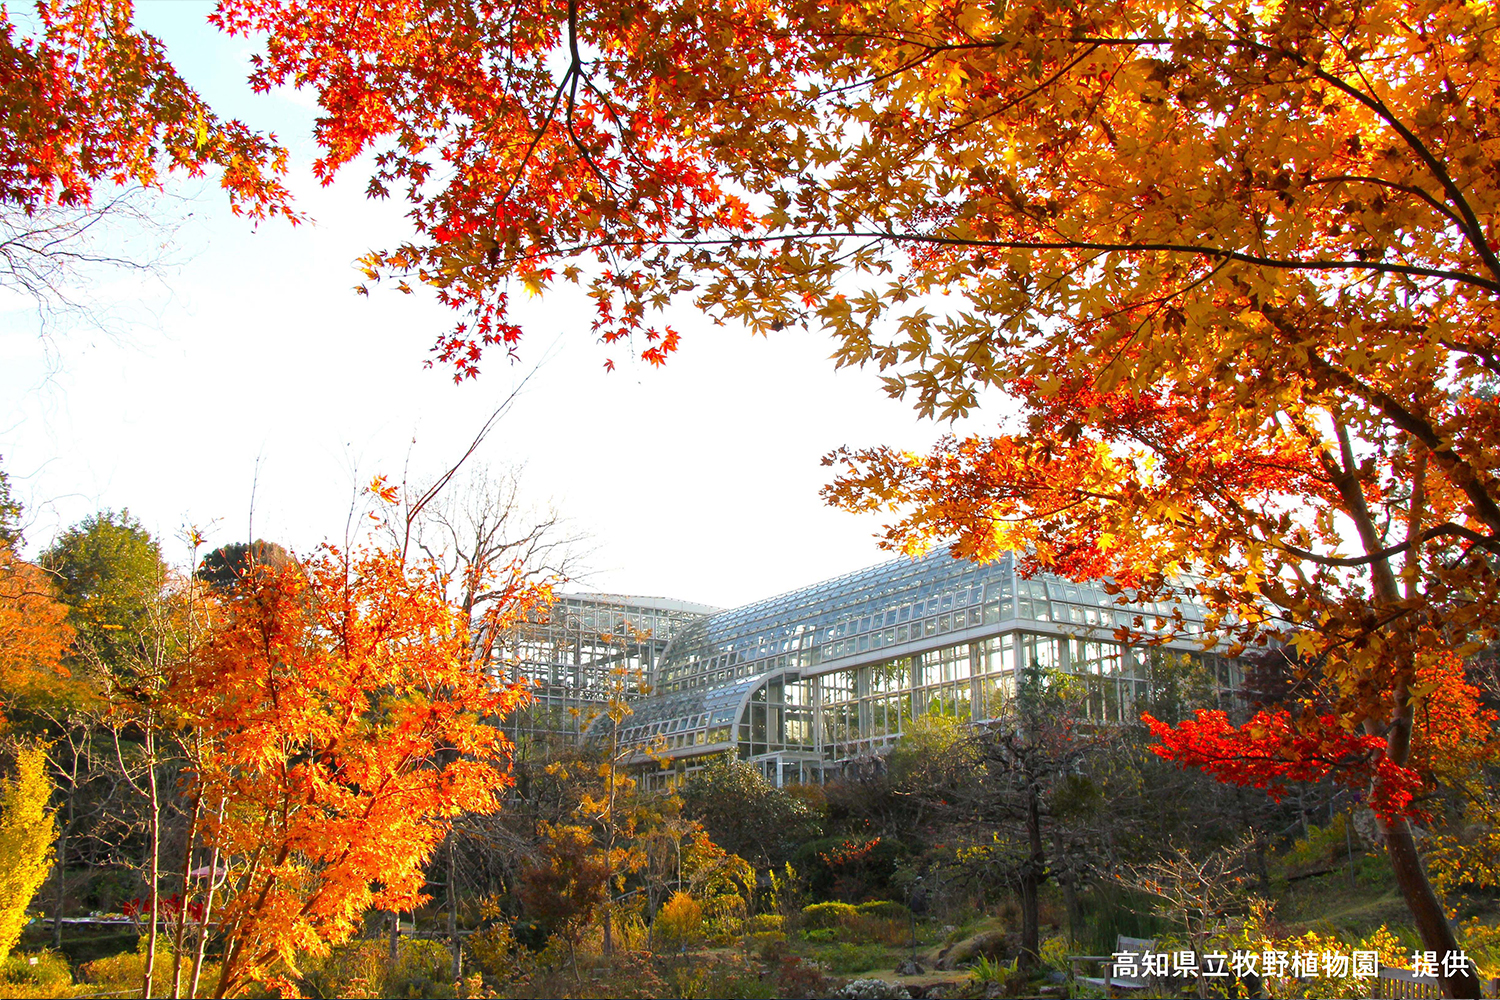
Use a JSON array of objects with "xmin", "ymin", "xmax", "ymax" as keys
[{"xmin": 0, "ymin": 1, "xmax": 996, "ymax": 609}]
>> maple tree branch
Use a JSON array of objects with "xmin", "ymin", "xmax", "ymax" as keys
[
  {"xmin": 875, "ymin": 232, "xmax": 1498, "ymax": 292},
  {"xmin": 922, "ymin": 43, "xmax": 1102, "ymax": 148},
  {"xmin": 1330, "ymin": 418, "xmax": 1402, "ymax": 603},
  {"xmin": 1286, "ymin": 54, "xmax": 1500, "ymax": 286},
  {"xmin": 565, "ymin": 96, "xmax": 617, "ymax": 198},
  {"xmin": 1302, "ymin": 348, "xmax": 1500, "ymax": 538},
  {"xmin": 495, "ymin": 59, "xmax": 573, "ymax": 208},
  {"xmin": 1404, "ymin": 446, "xmax": 1427, "ymax": 602},
  {"xmin": 489, "ymin": 229, "xmax": 1500, "ymax": 293},
  {"xmin": 1437, "ymin": 338, "xmax": 1500, "ymax": 377},
  {"xmin": 1275, "ymin": 522, "xmax": 1499, "ymax": 568},
  {"xmin": 1305, "ymin": 174, "xmax": 1464, "ymax": 230},
  {"xmin": 1091, "ymin": 259, "xmax": 1233, "ymax": 389},
  {"xmin": 831, "ymin": 27, "xmax": 1500, "ymax": 285}
]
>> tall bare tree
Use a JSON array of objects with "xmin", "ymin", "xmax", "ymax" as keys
[{"xmin": 371, "ymin": 460, "xmax": 585, "ymax": 980}]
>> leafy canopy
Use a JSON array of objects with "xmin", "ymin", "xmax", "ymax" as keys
[
  {"xmin": 43, "ymin": 510, "xmax": 165, "ymax": 671},
  {"xmin": 0, "ymin": 0, "xmax": 295, "ymax": 218}
]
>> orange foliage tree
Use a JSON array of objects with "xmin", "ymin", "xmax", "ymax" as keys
[
  {"xmin": 0, "ymin": 464, "xmax": 71, "ymax": 721},
  {"xmin": 167, "ymin": 544, "xmax": 534, "ymax": 998},
  {"xmin": 0, "ymin": 546, "xmax": 72, "ymax": 721}
]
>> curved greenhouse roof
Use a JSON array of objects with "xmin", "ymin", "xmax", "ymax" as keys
[{"xmin": 563, "ymin": 548, "xmax": 1237, "ymax": 783}]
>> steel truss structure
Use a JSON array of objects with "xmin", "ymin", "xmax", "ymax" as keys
[{"xmin": 501, "ymin": 551, "xmax": 1238, "ymax": 787}]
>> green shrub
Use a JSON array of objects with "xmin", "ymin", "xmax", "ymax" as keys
[
  {"xmin": 1039, "ymin": 936, "xmax": 1073, "ymax": 971},
  {"xmin": 388, "ymin": 939, "xmax": 456, "ymax": 998},
  {"xmin": 970, "ymin": 954, "xmax": 1030, "ymax": 997},
  {"xmin": 970, "ymin": 954, "xmax": 1014, "ymax": 984},
  {"xmin": 668, "ymin": 953, "xmax": 776, "ymax": 1000},
  {"xmin": 747, "ymin": 930, "xmax": 788, "ymax": 961},
  {"xmin": 800, "ymin": 901, "xmax": 858, "ymax": 929},
  {"xmin": 1282, "ymin": 816, "xmax": 1350, "ymax": 872},
  {"xmin": 301, "ymin": 939, "xmax": 453, "ymax": 999},
  {"xmin": 745, "ymin": 914, "xmax": 784, "ymax": 934},
  {"xmin": 704, "ymin": 893, "xmax": 748, "ymax": 944},
  {"xmin": 802, "ymin": 927, "xmax": 838, "ymax": 943},
  {"xmin": 822, "ymin": 942, "xmax": 885, "ymax": 975},
  {"xmin": 300, "ymin": 941, "xmax": 388, "ymax": 999},
  {"xmin": 855, "ymin": 900, "xmax": 910, "ymax": 920},
  {"xmin": 467, "ymin": 921, "xmax": 521, "ymax": 979},
  {"xmin": 847, "ymin": 913, "xmax": 910, "ymax": 947}
]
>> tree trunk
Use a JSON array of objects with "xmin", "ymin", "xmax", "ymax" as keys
[
  {"xmin": 389, "ymin": 910, "xmax": 400, "ymax": 964},
  {"xmin": 1051, "ymin": 829, "xmax": 1082, "ymax": 944},
  {"xmin": 447, "ymin": 834, "xmax": 461, "ymax": 984},
  {"xmin": 52, "ymin": 787, "xmax": 72, "ymax": 950},
  {"xmin": 143, "ymin": 730, "xmax": 161, "ymax": 1000},
  {"xmin": 1383, "ymin": 815, "xmax": 1481, "ymax": 999},
  {"xmin": 1018, "ymin": 781, "xmax": 1043, "ymax": 969},
  {"xmin": 170, "ymin": 798, "xmax": 200, "ymax": 999},
  {"xmin": 189, "ymin": 795, "xmax": 228, "ymax": 1000},
  {"xmin": 1332, "ymin": 432, "xmax": 1481, "ymax": 1000}
]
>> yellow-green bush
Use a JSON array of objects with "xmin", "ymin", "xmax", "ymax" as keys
[
  {"xmin": 1211, "ymin": 899, "xmax": 1407, "ymax": 1000},
  {"xmin": 0, "ymin": 746, "xmax": 56, "ymax": 963},
  {"xmin": 78, "ymin": 938, "xmax": 210, "ymax": 998},
  {"xmin": 388, "ymin": 939, "xmax": 457, "ymax": 998},
  {"xmin": 745, "ymin": 913, "xmax": 784, "ymax": 934},
  {"xmin": 577, "ymin": 911, "xmax": 650, "ymax": 955},
  {"xmin": 846, "ymin": 911, "xmax": 910, "ymax": 947},
  {"xmin": 822, "ymin": 941, "xmax": 885, "ymax": 975},
  {"xmin": 1461, "ymin": 918, "xmax": 1500, "ymax": 978},
  {"xmin": 702, "ymin": 893, "xmax": 747, "ymax": 945},
  {"xmin": 1281, "ymin": 816, "xmax": 1350, "ymax": 872},
  {"xmin": 0, "ymin": 949, "xmax": 80, "ymax": 998},
  {"xmin": 300, "ymin": 939, "xmax": 455, "ymax": 1000},
  {"xmin": 299, "ymin": 941, "xmax": 389, "ymax": 999},
  {"xmin": 1038, "ymin": 936, "xmax": 1074, "ymax": 971},
  {"xmin": 800, "ymin": 901, "xmax": 858, "ymax": 929},
  {"xmin": 467, "ymin": 921, "xmax": 521, "ymax": 979}
]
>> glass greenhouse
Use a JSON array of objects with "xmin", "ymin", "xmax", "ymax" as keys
[{"xmin": 500, "ymin": 550, "xmax": 1239, "ymax": 786}]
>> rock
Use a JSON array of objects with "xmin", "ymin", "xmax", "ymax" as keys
[
  {"xmin": 834, "ymin": 978, "xmax": 912, "ymax": 1000},
  {"xmin": 895, "ymin": 958, "xmax": 926, "ymax": 976},
  {"xmin": 1351, "ymin": 808, "xmax": 1379, "ymax": 847},
  {"xmin": 911, "ymin": 986, "xmax": 963, "ymax": 1000},
  {"xmin": 934, "ymin": 930, "xmax": 1021, "ymax": 970}
]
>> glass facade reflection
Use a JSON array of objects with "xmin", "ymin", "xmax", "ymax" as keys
[
  {"xmin": 498, "ymin": 593, "xmax": 717, "ymax": 740},
  {"xmin": 517, "ymin": 551, "xmax": 1238, "ymax": 787}
]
